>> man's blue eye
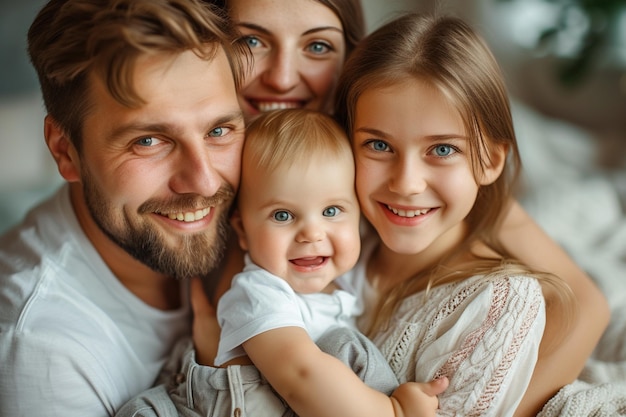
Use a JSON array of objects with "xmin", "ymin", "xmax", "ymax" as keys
[
  {"xmin": 323, "ymin": 206, "xmax": 339, "ymax": 217},
  {"xmin": 209, "ymin": 127, "xmax": 224, "ymax": 137},
  {"xmin": 273, "ymin": 211, "xmax": 292, "ymax": 222},
  {"xmin": 137, "ymin": 137, "xmax": 154, "ymax": 146}
]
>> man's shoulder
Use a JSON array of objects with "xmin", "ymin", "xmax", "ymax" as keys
[{"xmin": 0, "ymin": 186, "xmax": 72, "ymax": 256}]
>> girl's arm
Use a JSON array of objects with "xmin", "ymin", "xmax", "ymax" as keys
[
  {"xmin": 243, "ymin": 326, "xmax": 447, "ymax": 417},
  {"xmin": 500, "ymin": 201, "xmax": 610, "ymax": 416}
]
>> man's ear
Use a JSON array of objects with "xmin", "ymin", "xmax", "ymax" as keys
[
  {"xmin": 479, "ymin": 142, "xmax": 507, "ymax": 186},
  {"xmin": 230, "ymin": 209, "xmax": 249, "ymax": 252},
  {"xmin": 44, "ymin": 115, "xmax": 81, "ymax": 182}
]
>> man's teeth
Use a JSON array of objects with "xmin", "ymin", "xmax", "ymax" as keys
[
  {"xmin": 387, "ymin": 206, "xmax": 430, "ymax": 218},
  {"xmin": 257, "ymin": 102, "xmax": 300, "ymax": 112},
  {"xmin": 165, "ymin": 208, "xmax": 211, "ymax": 222}
]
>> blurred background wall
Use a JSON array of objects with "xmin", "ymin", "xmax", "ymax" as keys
[{"xmin": 1, "ymin": 0, "xmax": 625, "ymax": 234}]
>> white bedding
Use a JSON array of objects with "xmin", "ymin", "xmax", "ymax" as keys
[{"xmin": 512, "ymin": 99, "xmax": 626, "ymax": 415}]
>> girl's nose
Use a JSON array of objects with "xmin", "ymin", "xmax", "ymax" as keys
[{"xmin": 388, "ymin": 156, "xmax": 428, "ymax": 196}]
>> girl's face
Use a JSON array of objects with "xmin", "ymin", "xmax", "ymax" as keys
[
  {"xmin": 229, "ymin": 0, "xmax": 346, "ymax": 121},
  {"xmin": 352, "ymin": 79, "xmax": 493, "ymax": 260}
]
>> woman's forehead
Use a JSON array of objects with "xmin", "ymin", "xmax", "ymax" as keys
[{"xmin": 228, "ymin": 0, "xmax": 343, "ymax": 33}]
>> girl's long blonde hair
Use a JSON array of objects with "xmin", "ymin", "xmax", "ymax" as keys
[{"xmin": 334, "ymin": 13, "xmax": 574, "ymax": 337}]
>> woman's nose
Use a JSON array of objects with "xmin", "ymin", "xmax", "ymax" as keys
[{"xmin": 261, "ymin": 48, "xmax": 300, "ymax": 93}]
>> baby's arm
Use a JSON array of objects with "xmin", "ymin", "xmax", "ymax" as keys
[
  {"xmin": 500, "ymin": 201, "xmax": 610, "ymax": 416},
  {"xmin": 243, "ymin": 326, "xmax": 447, "ymax": 417}
]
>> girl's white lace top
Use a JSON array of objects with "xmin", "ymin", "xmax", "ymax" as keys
[{"xmin": 338, "ymin": 234, "xmax": 546, "ymax": 417}]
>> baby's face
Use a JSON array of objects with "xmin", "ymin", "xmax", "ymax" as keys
[{"xmin": 237, "ymin": 153, "xmax": 360, "ymax": 294}]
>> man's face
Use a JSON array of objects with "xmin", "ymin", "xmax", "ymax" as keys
[{"xmin": 76, "ymin": 49, "xmax": 245, "ymax": 279}]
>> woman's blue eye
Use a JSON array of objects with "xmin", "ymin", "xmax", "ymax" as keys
[
  {"xmin": 308, "ymin": 42, "xmax": 331, "ymax": 55},
  {"xmin": 323, "ymin": 206, "xmax": 339, "ymax": 217},
  {"xmin": 273, "ymin": 210, "xmax": 292, "ymax": 222},
  {"xmin": 434, "ymin": 145, "xmax": 454, "ymax": 157}
]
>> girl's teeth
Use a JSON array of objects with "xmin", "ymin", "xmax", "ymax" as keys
[{"xmin": 387, "ymin": 205, "xmax": 430, "ymax": 218}]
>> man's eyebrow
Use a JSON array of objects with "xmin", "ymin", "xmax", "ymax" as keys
[
  {"xmin": 213, "ymin": 110, "xmax": 245, "ymax": 128},
  {"xmin": 236, "ymin": 22, "xmax": 343, "ymax": 37},
  {"xmin": 235, "ymin": 22, "xmax": 270, "ymax": 36},
  {"xmin": 108, "ymin": 122, "xmax": 177, "ymax": 140},
  {"xmin": 108, "ymin": 110, "xmax": 244, "ymax": 140}
]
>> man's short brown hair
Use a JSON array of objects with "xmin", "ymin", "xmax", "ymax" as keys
[{"xmin": 28, "ymin": 0, "xmax": 248, "ymax": 150}]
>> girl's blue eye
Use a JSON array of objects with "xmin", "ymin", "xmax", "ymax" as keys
[
  {"xmin": 434, "ymin": 145, "xmax": 454, "ymax": 157},
  {"xmin": 372, "ymin": 140, "xmax": 388, "ymax": 152},
  {"xmin": 323, "ymin": 206, "xmax": 339, "ymax": 217},
  {"xmin": 273, "ymin": 210, "xmax": 292, "ymax": 222}
]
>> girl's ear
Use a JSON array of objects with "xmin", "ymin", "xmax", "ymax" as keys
[
  {"xmin": 230, "ymin": 209, "xmax": 249, "ymax": 252},
  {"xmin": 44, "ymin": 115, "xmax": 81, "ymax": 182},
  {"xmin": 479, "ymin": 142, "xmax": 507, "ymax": 186}
]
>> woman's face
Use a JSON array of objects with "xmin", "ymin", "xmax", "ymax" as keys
[{"xmin": 229, "ymin": 0, "xmax": 346, "ymax": 120}]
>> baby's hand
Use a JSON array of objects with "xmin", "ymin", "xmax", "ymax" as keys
[{"xmin": 390, "ymin": 377, "xmax": 448, "ymax": 417}]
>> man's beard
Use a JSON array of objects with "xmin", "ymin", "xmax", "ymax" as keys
[{"xmin": 82, "ymin": 170, "xmax": 234, "ymax": 279}]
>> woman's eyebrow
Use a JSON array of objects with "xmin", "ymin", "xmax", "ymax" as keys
[
  {"xmin": 107, "ymin": 111, "xmax": 244, "ymax": 141},
  {"xmin": 302, "ymin": 26, "xmax": 343, "ymax": 36},
  {"xmin": 235, "ymin": 22, "xmax": 343, "ymax": 37}
]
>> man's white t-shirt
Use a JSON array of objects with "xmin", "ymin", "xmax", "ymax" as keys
[{"xmin": 0, "ymin": 185, "xmax": 190, "ymax": 416}]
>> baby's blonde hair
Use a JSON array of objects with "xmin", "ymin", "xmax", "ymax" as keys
[{"xmin": 243, "ymin": 108, "xmax": 353, "ymax": 175}]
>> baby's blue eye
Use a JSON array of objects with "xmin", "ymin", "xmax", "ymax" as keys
[
  {"xmin": 323, "ymin": 206, "xmax": 339, "ymax": 217},
  {"xmin": 273, "ymin": 210, "xmax": 292, "ymax": 222},
  {"xmin": 244, "ymin": 36, "xmax": 260, "ymax": 48}
]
